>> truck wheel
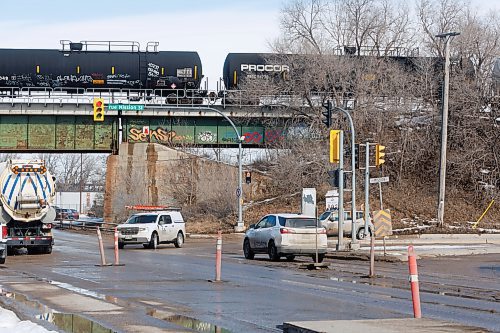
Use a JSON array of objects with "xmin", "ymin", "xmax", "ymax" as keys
[
  {"xmin": 0, "ymin": 257, "xmax": 5, "ymax": 264},
  {"xmin": 174, "ymin": 232, "xmax": 184, "ymax": 248},
  {"xmin": 41, "ymin": 246, "xmax": 52, "ymax": 254},
  {"xmin": 148, "ymin": 232, "xmax": 158, "ymax": 249}
]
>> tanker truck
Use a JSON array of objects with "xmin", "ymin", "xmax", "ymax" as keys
[{"xmin": 0, "ymin": 160, "xmax": 56, "ymax": 254}]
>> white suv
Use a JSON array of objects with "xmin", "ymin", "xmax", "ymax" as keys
[
  {"xmin": 243, "ymin": 213, "xmax": 327, "ymax": 262},
  {"xmin": 117, "ymin": 210, "xmax": 185, "ymax": 249}
]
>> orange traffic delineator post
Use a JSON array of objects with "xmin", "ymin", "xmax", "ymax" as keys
[
  {"xmin": 408, "ymin": 245, "xmax": 422, "ymax": 318},
  {"xmin": 95, "ymin": 226, "xmax": 112, "ymax": 267},
  {"xmin": 215, "ymin": 231, "xmax": 222, "ymax": 282},
  {"xmin": 113, "ymin": 227, "xmax": 125, "ymax": 266}
]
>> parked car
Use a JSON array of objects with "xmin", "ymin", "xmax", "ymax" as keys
[
  {"xmin": 243, "ymin": 213, "xmax": 327, "ymax": 262},
  {"xmin": 55, "ymin": 208, "xmax": 67, "ymax": 221},
  {"xmin": 319, "ymin": 210, "xmax": 373, "ymax": 239},
  {"xmin": 70, "ymin": 209, "xmax": 79, "ymax": 220},
  {"xmin": 117, "ymin": 210, "xmax": 185, "ymax": 249}
]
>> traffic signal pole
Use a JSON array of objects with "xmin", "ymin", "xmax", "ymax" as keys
[
  {"xmin": 337, "ymin": 130, "xmax": 345, "ymax": 251},
  {"xmin": 364, "ymin": 142, "xmax": 371, "ymax": 238}
]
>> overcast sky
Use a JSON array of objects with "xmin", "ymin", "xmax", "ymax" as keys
[{"xmin": 0, "ymin": 0, "xmax": 498, "ymax": 89}]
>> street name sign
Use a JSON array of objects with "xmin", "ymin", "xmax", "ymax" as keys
[
  {"xmin": 370, "ymin": 176, "xmax": 389, "ymax": 184},
  {"xmin": 108, "ymin": 104, "xmax": 145, "ymax": 111}
]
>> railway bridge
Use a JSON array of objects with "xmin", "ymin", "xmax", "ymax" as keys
[{"xmin": 0, "ymin": 87, "xmax": 295, "ymax": 153}]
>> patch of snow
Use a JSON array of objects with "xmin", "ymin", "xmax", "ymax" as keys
[{"xmin": 0, "ymin": 306, "xmax": 57, "ymax": 333}]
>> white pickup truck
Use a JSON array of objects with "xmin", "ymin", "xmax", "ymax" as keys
[{"xmin": 117, "ymin": 210, "xmax": 185, "ymax": 249}]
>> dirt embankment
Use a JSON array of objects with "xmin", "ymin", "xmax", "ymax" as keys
[{"xmin": 185, "ymin": 181, "xmax": 500, "ymax": 234}]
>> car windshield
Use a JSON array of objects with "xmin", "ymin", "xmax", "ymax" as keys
[
  {"xmin": 319, "ymin": 211, "xmax": 332, "ymax": 220},
  {"xmin": 126, "ymin": 214, "xmax": 157, "ymax": 224},
  {"xmin": 283, "ymin": 218, "xmax": 318, "ymax": 228}
]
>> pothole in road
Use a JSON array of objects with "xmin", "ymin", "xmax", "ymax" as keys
[
  {"xmin": 147, "ymin": 308, "xmax": 233, "ymax": 333},
  {"xmin": 0, "ymin": 289, "xmax": 116, "ymax": 333}
]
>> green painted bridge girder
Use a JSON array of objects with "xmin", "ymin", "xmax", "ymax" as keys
[
  {"xmin": 0, "ymin": 115, "xmax": 286, "ymax": 152},
  {"xmin": 0, "ymin": 115, "xmax": 116, "ymax": 152}
]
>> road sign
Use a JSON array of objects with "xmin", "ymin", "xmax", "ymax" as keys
[
  {"xmin": 370, "ymin": 176, "xmax": 389, "ymax": 184},
  {"xmin": 236, "ymin": 187, "xmax": 241, "ymax": 198},
  {"xmin": 372, "ymin": 209, "xmax": 392, "ymax": 237},
  {"xmin": 108, "ymin": 104, "xmax": 145, "ymax": 111}
]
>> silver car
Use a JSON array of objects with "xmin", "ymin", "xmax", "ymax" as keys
[
  {"xmin": 319, "ymin": 210, "xmax": 373, "ymax": 239},
  {"xmin": 243, "ymin": 213, "xmax": 327, "ymax": 262}
]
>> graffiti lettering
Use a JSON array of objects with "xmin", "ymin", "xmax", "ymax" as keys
[
  {"xmin": 243, "ymin": 131, "xmax": 263, "ymax": 144},
  {"xmin": 128, "ymin": 128, "xmax": 149, "ymax": 141},
  {"xmin": 107, "ymin": 74, "xmax": 131, "ymax": 79},
  {"xmin": 265, "ymin": 129, "xmax": 284, "ymax": 143},
  {"xmin": 56, "ymin": 75, "xmax": 93, "ymax": 83},
  {"xmin": 197, "ymin": 131, "xmax": 216, "ymax": 143},
  {"xmin": 0, "ymin": 76, "xmax": 8, "ymax": 81},
  {"xmin": 151, "ymin": 128, "xmax": 176, "ymax": 142}
]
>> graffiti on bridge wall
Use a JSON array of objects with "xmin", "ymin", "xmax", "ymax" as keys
[
  {"xmin": 128, "ymin": 127, "xmax": 193, "ymax": 143},
  {"xmin": 127, "ymin": 126, "xmax": 285, "ymax": 145}
]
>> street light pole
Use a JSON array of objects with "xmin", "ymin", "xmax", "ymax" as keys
[
  {"xmin": 333, "ymin": 107, "xmax": 358, "ymax": 249},
  {"xmin": 436, "ymin": 31, "xmax": 460, "ymax": 228}
]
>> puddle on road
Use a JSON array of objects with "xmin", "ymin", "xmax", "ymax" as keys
[
  {"xmin": 0, "ymin": 289, "xmax": 115, "ymax": 333},
  {"xmin": 148, "ymin": 309, "xmax": 232, "ymax": 333}
]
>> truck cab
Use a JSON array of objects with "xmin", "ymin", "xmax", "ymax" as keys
[{"xmin": 117, "ymin": 209, "xmax": 185, "ymax": 249}]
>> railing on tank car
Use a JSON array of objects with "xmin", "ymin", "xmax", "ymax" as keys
[{"xmin": 0, "ymin": 86, "xmax": 316, "ymax": 109}]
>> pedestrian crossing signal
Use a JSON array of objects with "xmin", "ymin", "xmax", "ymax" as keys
[{"xmin": 245, "ymin": 171, "xmax": 252, "ymax": 184}]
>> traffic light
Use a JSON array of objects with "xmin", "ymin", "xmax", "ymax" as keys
[
  {"xmin": 376, "ymin": 144, "xmax": 386, "ymax": 166},
  {"xmin": 322, "ymin": 101, "xmax": 332, "ymax": 128},
  {"xmin": 354, "ymin": 143, "xmax": 360, "ymax": 169},
  {"xmin": 245, "ymin": 171, "xmax": 252, "ymax": 184},
  {"xmin": 327, "ymin": 169, "xmax": 340, "ymax": 187},
  {"xmin": 93, "ymin": 98, "xmax": 105, "ymax": 122},
  {"xmin": 330, "ymin": 130, "xmax": 341, "ymax": 163}
]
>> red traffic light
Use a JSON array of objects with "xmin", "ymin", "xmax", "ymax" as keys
[{"xmin": 96, "ymin": 100, "xmax": 102, "ymax": 107}]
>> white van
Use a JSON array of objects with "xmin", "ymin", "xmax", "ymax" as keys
[
  {"xmin": 320, "ymin": 210, "xmax": 373, "ymax": 239},
  {"xmin": 117, "ymin": 210, "xmax": 185, "ymax": 249}
]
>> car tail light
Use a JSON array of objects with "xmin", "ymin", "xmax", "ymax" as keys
[
  {"xmin": 1, "ymin": 225, "xmax": 7, "ymax": 238},
  {"xmin": 280, "ymin": 228, "xmax": 295, "ymax": 234}
]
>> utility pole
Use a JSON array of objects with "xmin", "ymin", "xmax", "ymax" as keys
[{"xmin": 436, "ymin": 31, "xmax": 460, "ymax": 227}]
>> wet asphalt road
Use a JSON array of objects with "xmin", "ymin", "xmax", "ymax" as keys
[{"xmin": 0, "ymin": 229, "xmax": 499, "ymax": 332}]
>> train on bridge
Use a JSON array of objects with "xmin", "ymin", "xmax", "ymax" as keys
[{"xmin": 0, "ymin": 40, "xmax": 480, "ymax": 106}]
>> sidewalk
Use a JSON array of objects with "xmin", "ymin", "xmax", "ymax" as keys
[
  {"xmin": 326, "ymin": 234, "xmax": 500, "ymax": 261},
  {"xmin": 283, "ymin": 318, "xmax": 489, "ymax": 333}
]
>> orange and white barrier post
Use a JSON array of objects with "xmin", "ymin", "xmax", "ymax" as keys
[
  {"xmin": 408, "ymin": 245, "xmax": 422, "ymax": 318},
  {"xmin": 96, "ymin": 226, "xmax": 107, "ymax": 266},
  {"xmin": 215, "ymin": 231, "xmax": 222, "ymax": 282},
  {"xmin": 114, "ymin": 227, "xmax": 120, "ymax": 265}
]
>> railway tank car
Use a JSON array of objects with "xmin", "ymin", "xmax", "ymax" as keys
[
  {"xmin": 222, "ymin": 53, "xmax": 290, "ymax": 90},
  {"xmin": 0, "ymin": 41, "xmax": 203, "ymax": 95}
]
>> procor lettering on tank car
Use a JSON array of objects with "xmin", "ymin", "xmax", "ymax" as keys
[
  {"xmin": 222, "ymin": 53, "xmax": 291, "ymax": 91},
  {"xmin": 0, "ymin": 40, "xmax": 204, "ymax": 101}
]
